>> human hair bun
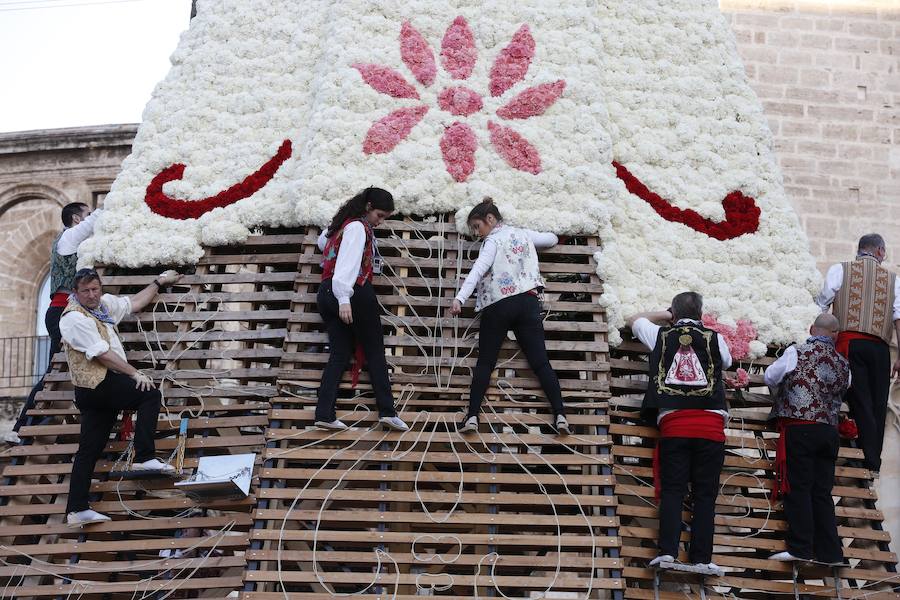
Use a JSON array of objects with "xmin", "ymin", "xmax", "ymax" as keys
[{"xmin": 467, "ymin": 197, "xmax": 503, "ymax": 224}]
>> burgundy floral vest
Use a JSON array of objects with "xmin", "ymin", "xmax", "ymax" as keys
[
  {"xmin": 771, "ymin": 340, "xmax": 850, "ymax": 426},
  {"xmin": 320, "ymin": 218, "xmax": 375, "ymax": 285}
]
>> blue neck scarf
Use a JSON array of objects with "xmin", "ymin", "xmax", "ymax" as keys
[
  {"xmin": 807, "ymin": 335, "xmax": 835, "ymax": 346},
  {"xmin": 69, "ymin": 294, "xmax": 116, "ymax": 325}
]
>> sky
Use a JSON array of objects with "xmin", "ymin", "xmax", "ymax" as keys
[{"xmin": 0, "ymin": 0, "xmax": 193, "ymax": 133}]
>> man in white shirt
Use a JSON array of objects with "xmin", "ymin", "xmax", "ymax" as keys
[
  {"xmin": 60, "ymin": 267, "xmax": 181, "ymax": 527},
  {"xmin": 47, "ymin": 203, "xmax": 103, "ymax": 358},
  {"xmin": 8, "ymin": 204, "xmax": 103, "ymax": 442},
  {"xmin": 815, "ymin": 233, "xmax": 899, "ymax": 474},
  {"xmin": 626, "ymin": 292, "xmax": 732, "ymax": 575}
]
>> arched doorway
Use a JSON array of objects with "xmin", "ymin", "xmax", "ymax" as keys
[{"xmin": 32, "ymin": 273, "xmax": 51, "ymax": 379}]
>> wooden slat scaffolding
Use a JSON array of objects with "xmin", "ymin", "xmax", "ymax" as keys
[{"xmin": 0, "ymin": 216, "xmax": 895, "ymax": 599}]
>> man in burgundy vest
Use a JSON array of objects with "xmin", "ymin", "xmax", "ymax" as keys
[
  {"xmin": 627, "ymin": 291, "xmax": 732, "ymax": 574},
  {"xmin": 816, "ymin": 233, "xmax": 900, "ymax": 474},
  {"xmin": 764, "ymin": 313, "xmax": 850, "ymax": 565}
]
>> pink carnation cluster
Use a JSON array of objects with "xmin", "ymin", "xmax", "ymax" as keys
[
  {"xmin": 702, "ymin": 314, "xmax": 758, "ymax": 361},
  {"xmin": 353, "ymin": 16, "xmax": 566, "ymax": 182},
  {"xmin": 438, "ymin": 86, "xmax": 483, "ymax": 117},
  {"xmin": 725, "ymin": 367, "xmax": 750, "ymax": 389},
  {"xmin": 440, "ymin": 122, "xmax": 477, "ymax": 182},
  {"xmin": 362, "ymin": 106, "xmax": 429, "ymax": 154},
  {"xmin": 488, "ymin": 24, "xmax": 535, "ymax": 97}
]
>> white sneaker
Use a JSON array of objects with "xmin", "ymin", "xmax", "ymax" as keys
[
  {"xmin": 555, "ymin": 415, "xmax": 570, "ymax": 435},
  {"xmin": 379, "ymin": 416, "xmax": 409, "ymax": 431},
  {"xmin": 769, "ymin": 551, "xmax": 803, "ymax": 562},
  {"xmin": 315, "ymin": 419, "xmax": 348, "ymax": 430},
  {"xmin": 131, "ymin": 458, "xmax": 176, "ymax": 474},
  {"xmin": 649, "ymin": 554, "xmax": 675, "ymax": 567},
  {"xmin": 458, "ymin": 416, "xmax": 478, "ymax": 434},
  {"xmin": 3, "ymin": 431, "xmax": 21, "ymax": 444},
  {"xmin": 66, "ymin": 509, "xmax": 111, "ymax": 527}
]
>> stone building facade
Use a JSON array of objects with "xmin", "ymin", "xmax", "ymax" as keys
[
  {"xmin": 0, "ymin": 125, "xmax": 137, "ymax": 396},
  {"xmin": 722, "ymin": 0, "xmax": 900, "ymax": 271}
]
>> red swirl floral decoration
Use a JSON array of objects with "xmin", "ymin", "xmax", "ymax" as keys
[
  {"xmin": 613, "ymin": 160, "xmax": 761, "ymax": 240},
  {"xmin": 145, "ymin": 139, "xmax": 292, "ymax": 220}
]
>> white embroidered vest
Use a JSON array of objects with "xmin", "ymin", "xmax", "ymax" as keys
[{"xmin": 474, "ymin": 225, "xmax": 545, "ymax": 311}]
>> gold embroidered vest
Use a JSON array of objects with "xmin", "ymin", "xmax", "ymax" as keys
[
  {"xmin": 833, "ymin": 256, "xmax": 896, "ymax": 344},
  {"xmin": 62, "ymin": 303, "xmax": 111, "ymax": 389}
]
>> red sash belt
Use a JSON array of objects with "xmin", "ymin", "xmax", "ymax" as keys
[
  {"xmin": 50, "ymin": 291, "xmax": 69, "ymax": 308},
  {"xmin": 652, "ymin": 410, "xmax": 726, "ymax": 501},
  {"xmin": 772, "ymin": 417, "xmax": 817, "ymax": 504},
  {"xmin": 835, "ymin": 330, "xmax": 883, "ymax": 358}
]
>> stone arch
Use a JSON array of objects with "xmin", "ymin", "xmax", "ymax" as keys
[
  {"xmin": 0, "ymin": 186, "xmax": 69, "ymax": 339},
  {"xmin": 0, "ymin": 183, "xmax": 70, "ymax": 221}
]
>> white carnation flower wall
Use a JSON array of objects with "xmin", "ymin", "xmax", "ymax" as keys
[
  {"xmin": 80, "ymin": 0, "xmax": 821, "ymax": 351},
  {"xmin": 591, "ymin": 0, "xmax": 820, "ymax": 347}
]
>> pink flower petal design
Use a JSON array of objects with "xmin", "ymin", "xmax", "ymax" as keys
[
  {"xmin": 487, "ymin": 121, "xmax": 541, "ymax": 175},
  {"xmin": 489, "ymin": 24, "xmax": 535, "ymax": 97},
  {"xmin": 363, "ymin": 106, "xmax": 429, "ymax": 154},
  {"xmin": 440, "ymin": 16, "xmax": 477, "ymax": 80},
  {"xmin": 400, "ymin": 21, "xmax": 436, "ymax": 87},
  {"xmin": 440, "ymin": 122, "xmax": 478, "ymax": 182},
  {"xmin": 352, "ymin": 63, "xmax": 420, "ymax": 99},
  {"xmin": 496, "ymin": 80, "xmax": 566, "ymax": 120},
  {"xmin": 437, "ymin": 86, "xmax": 483, "ymax": 117}
]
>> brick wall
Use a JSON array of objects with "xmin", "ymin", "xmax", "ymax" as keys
[{"xmin": 721, "ymin": 0, "xmax": 900, "ymax": 272}]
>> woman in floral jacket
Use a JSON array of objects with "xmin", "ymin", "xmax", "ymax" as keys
[
  {"xmin": 450, "ymin": 198, "xmax": 567, "ymax": 434},
  {"xmin": 315, "ymin": 187, "xmax": 408, "ymax": 432}
]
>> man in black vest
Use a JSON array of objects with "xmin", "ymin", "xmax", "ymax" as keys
[{"xmin": 627, "ymin": 291, "xmax": 732, "ymax": 574}]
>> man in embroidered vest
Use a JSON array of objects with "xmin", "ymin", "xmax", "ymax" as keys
[
  {"xmin": 816, "ymin": 233, "xmax": 900, "ymax": 474},
  {"xmin": 8, "ymin": 203, "xmax": 104, "ymax": 443},
  {"xmin": 59, "ymin": 268, "xmax": 181, "ymax": 527},
  {"xmin": 627, "ymin": 291, "xmax": 732, "ymax": 575},
  {"xmin": 764, "ymin": 313, "xmax": 850, "ymax": 565}
]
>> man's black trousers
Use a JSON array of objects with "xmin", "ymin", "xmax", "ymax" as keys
[
  {"xmin": 657, "ymin": 436, "xmax": 725, "ymax": 564},
  {"xmin": 783, "ymin": 423, "xmax": 843, "ymax": 563},
  {"xmin": 66, "ymin": 371, "xmax": 161, "ymax": 513},
  {"xmin": 845, "ymin": 338, "xmax": 890, "ymax": 472}
]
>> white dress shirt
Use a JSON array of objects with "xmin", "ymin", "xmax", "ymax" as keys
[
  {"xmin": 455, "ymin": 226, "xmax": 558, "ymax": 304},
  {"xmin": 318, "ymin": 222, "xmax": 366, "ymax": 305},
  {"xmin": 763, "ymin": 345, "xmax": 798, "ymax": 388},
  {"xmin": 631, "ymin": 317, "xmax": 732, "ymax": 423},
  {"xmin": 56, "ymin": 210, "xmax": 103, "ymax": 256},
  {"xmin": 763, "ymin": 343, "xmax": 851, "ymax": 388},
  {"xmin": 815, "ymin": 261, "xmax": 900, "ymax": 320},
  {"xmin": 59, "ymin": 294, "xmax": 131, "ymax": 362}
]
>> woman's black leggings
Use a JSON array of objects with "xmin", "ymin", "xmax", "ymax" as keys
[
  {"xmin": 316, "ymin": 279, "xmax": 396, "ymax": 421},
  {"xmin": 467, "ymin": 293, "xmax": 564, "ymax": 418}
]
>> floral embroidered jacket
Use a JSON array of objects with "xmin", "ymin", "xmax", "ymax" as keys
[{"xmin": 474, "ymin": 225, "xmax": 545, "ymax": 311}]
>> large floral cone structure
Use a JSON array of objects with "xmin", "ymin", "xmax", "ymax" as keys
[{"xmin": 80, "ymin": 0, "xmax": 821, "ymax": 348}]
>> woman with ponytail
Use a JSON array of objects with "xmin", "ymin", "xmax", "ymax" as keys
[
  {"xmin": 314, "ymin": 187, "xmax": 408, "ymax": 431},
  {"xmin": 450, "ymin": 198, "xmax": 568, "ymax": 435}
]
